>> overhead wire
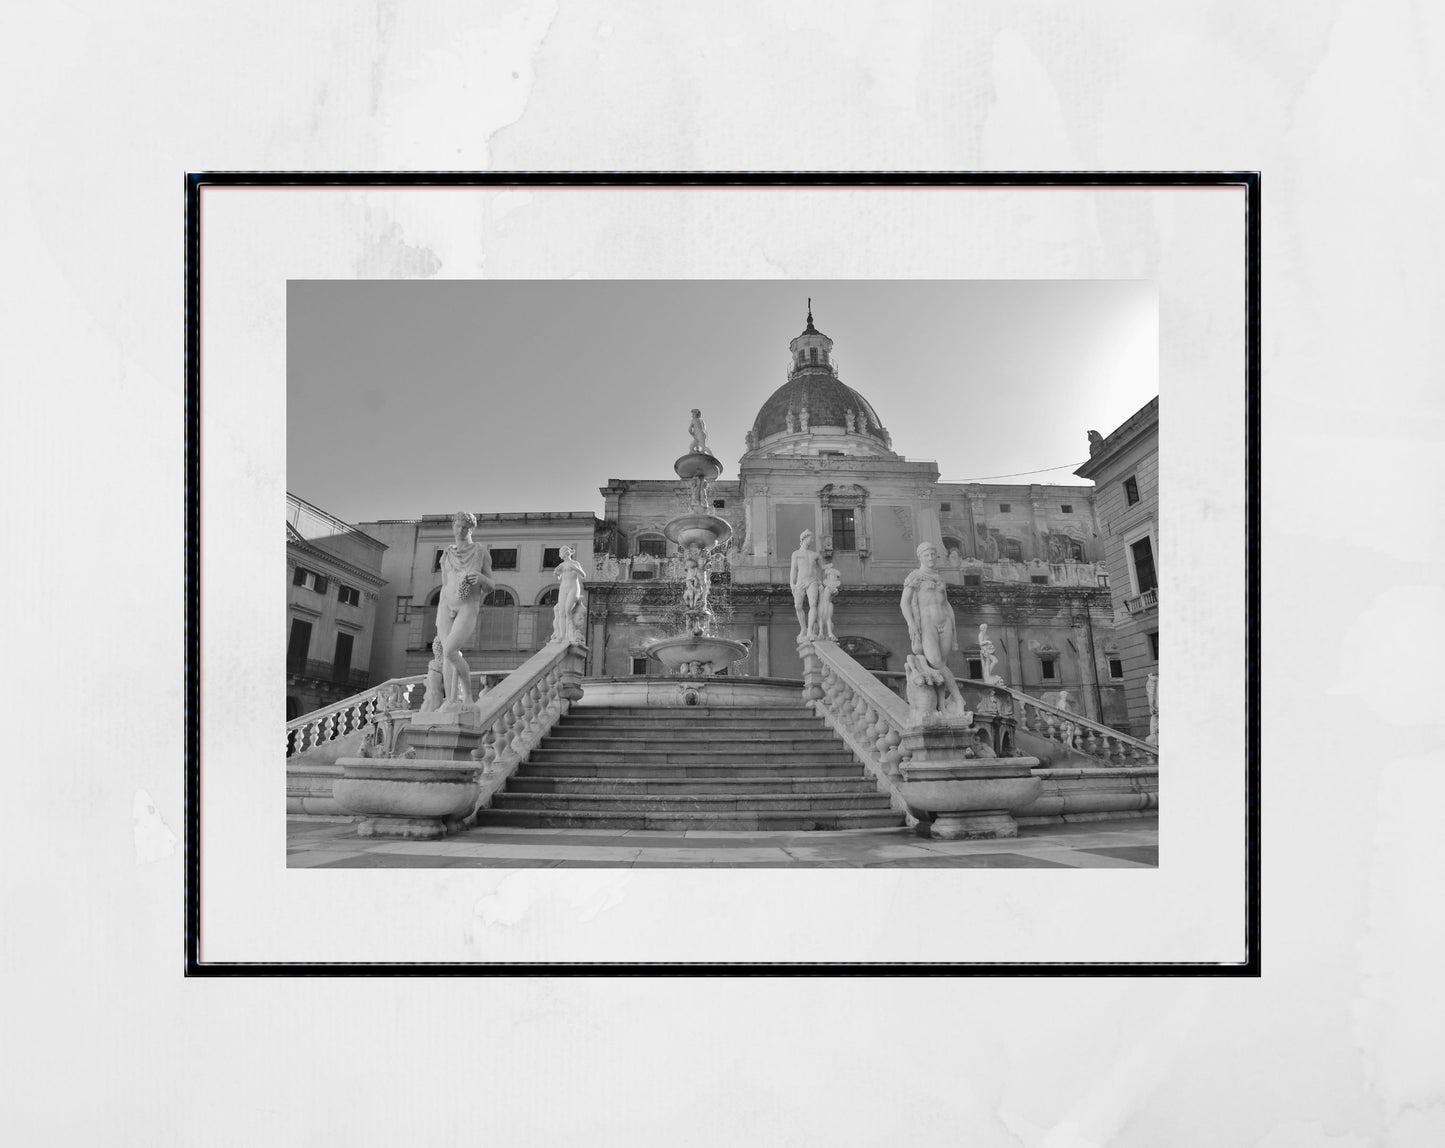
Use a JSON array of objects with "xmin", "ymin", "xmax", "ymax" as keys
[{"xmin": 940, "ymin": 459, "xmax": 1091, "ymax": 483}]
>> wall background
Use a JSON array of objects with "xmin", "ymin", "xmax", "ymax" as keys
[{"xmin": 3, "ymin": 1, "xmax": 1441, "ymax": 1145}]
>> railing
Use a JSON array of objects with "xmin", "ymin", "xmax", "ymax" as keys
[
  {"xmin": 287, "ymin": 659, "xmax": 371, "ymax": 689},
  {"xmin": 970, "ymin": 682, "xmax": 1158, "ymax": 767},
  {"xmin": 286, "ymin": 671, "xmax": 504, "ymax": 757},
  {"xmin": 466, "ymin": 641, "xmax": 586, "ymax": 776},
  {"xmin": 1125, "ymin": 588, "xmax": 1158, "ymax": 614},
  {"xmin": 802, "ymin": 641, "xmax": 914, "ymax": 812}
]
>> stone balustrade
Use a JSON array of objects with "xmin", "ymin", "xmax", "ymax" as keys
[
  {"xmin": 286, "ymin": 673, "xmax": 503, "ymax": 757},
  {"xmin": 963, "ymin": 682, "xmax": 1158, "ymax": 768}
]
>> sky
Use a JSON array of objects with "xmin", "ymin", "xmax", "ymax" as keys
[{"xmin": 287, "ymin": 279, "xmax": 1157, "ymax": 526}]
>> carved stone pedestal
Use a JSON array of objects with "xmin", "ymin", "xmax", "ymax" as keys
[
  {"xmin": 333, "ymin": 758, "xmax": 482, "ymax": 839},
  {"xmin": 894, "ymin": 725, "xmax": 1042, "ymax": 841}
]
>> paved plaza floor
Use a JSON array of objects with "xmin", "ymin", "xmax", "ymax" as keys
[{"xmin": 288, "ymin": 816, "xmax": 1158, "ymax": 869}]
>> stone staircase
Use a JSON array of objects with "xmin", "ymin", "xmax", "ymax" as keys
[{"xmin": 476, "ymin": 705, "xmax": 903, "ymax": 831}]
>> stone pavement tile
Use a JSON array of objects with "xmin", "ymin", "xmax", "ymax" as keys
[
  {"xmin": 288, "ymin": 850, "xmax": 368, "ymax": 868},
  {"xmin": 1011, "ymin": 848, "xmax": 1152, "ymax": 869},
  {"xmin": 782, "ymin": 843, "xmax": 939, "ymax": 863},
  {"xmin": 371, "ymin": 842, "xmax": 647, "ymax": 864},
  {"xmin": 629, "ymin": 847, "xmax": 793, "ymax": 864},
  {"xmin": 1080, "ymin": 838, "xmax": 1156, "ymax": 855},
  {"xmin": 311, "ymin": 852, "xmax": 486, "ymax": 869},
  {"xmin": 865, "ymin": 853, "xmax": 1075, "ymax": 868}
]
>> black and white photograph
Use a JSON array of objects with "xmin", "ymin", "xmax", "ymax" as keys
[{"xmin": 283, "ymin": 278, "xmax": 1164, "ymax": 872}]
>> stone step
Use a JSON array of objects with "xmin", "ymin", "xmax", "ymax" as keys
[
  {"xmin": 522, "ymin": 760, "xmax": 867, "ymax": 779},
  {"xmin": 537, "ymin": 734, "xmax": 846, "ymax": 754},
  {"xmin": 474, "ymin": 808, "xmax": 905, "ymax": 832},
  {"xmin": 509, "ymin": 776, "xmax": 882, "ymax": 796},
  {"xmin": 559, "ymin": 715, "xmax": 826, "ymax": 732},
  {"xmin": 527, "ymin": 748, "xmax": 859, "ymax": 766},
  {"xmin": 494, "ymin": 791, "xmax": 894, "ymax": 814}
]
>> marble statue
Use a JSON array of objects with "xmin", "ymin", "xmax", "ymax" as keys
[
  {"xmin": 1087, "ymin": 429, "xmax": 1104, "ymax": 454},
  {"xmin": 1146, "ymin": 672, "xmax": 1159, "ymax": 746},
  {"xmin": 900, "ymin": 541, "xmax": 968, "ymax": 719},
  {"xmin": 817, "ymin": 562, "xmax": 842, "ymax": 640},
  {"xmin": 789, "ymin": 529, "xmax": 825, "ymax": 640},
  {"xmin": 799, "ymin": 404, "xmax": 810, "ymax": 433},
  {"xmin": 947, "ymin": 547, "xmax": 964, "ymax": 569},
  {"xmin": 550, "ymin": 545, "xmax": 587, "ymax": 643},
  {"xmin": 688, "ymin": 408, "xmax": 709, "ymax": 454},
  {"xmin": 845, "ymin": 409, "xmax": 855, "ymax": 433},
  {"xmin": 785, "ymin": 409, "xmax": 798, "ymax": 434},
  {"xmin": 744, "ymin": 430, "xmax": 756, "ymax": 451},
  {"xmin": 428, "ymin": 511, "xmax": 494, "ymax": 709},
  {"xmin": 978, "ymin": 623, "xmax": 1003, "ymax": 686},
  {"xmin": 681, "ymin": 556, "xmax": 706, "ymax": 611},
  {"xmin": 983, "ymin": 533, "xmax": 1000, "ymax": 562}
]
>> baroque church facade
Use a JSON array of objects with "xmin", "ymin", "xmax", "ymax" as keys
[{"xmin": 359, "ymin": 310, "xmax": 1142, "ymax": 735}]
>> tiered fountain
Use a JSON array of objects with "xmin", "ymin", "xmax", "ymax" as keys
[{"xmin": 644, "ymin": 409, "xmax": 751, "ymax": 676}]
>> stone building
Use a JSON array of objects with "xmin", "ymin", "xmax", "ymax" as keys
[
  {"xmin": 1074, "ymin": 397, "xmax": 1159, "ymax": 737},
  {"xmin": 286, "ymin": 494, "xmax": 388, "ymax": 718},
  {"xmin": 588, "ymin": 309, "xmax": 1131, "ymax": 728},
  {"xmin": 351, "ymin": 310, "xmax": 1147, "ymax": 733},
  {"xmin": 361, "ymin": 511, "xmax": 600, "ymax": 680}
]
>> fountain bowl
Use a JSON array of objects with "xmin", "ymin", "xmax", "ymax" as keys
[
  {"xmin": 665, "ymin": 513, "xmax": 733, "ymax": 551},
  {"xmin": 647, "ymin": 633, "xmax": 751, "ymax": 675},
  {"xmin": 673, "ymin": 451, "xmax": 724, "ymax": 482}
]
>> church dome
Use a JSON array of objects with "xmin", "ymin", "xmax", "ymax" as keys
[
  {"xmin": 750, "ymin": 374, "xmax": 889, "ymax": 445},
  {"xmin": 746, "ymin": 304, "xmax": 892, "ymax": 454}
]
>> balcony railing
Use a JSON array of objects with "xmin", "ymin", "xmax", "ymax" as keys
[
  {"xmin": 1124, "ymin": 588, "xmax": 1158, "ymax": 615},
  {"xmin": 287, "ymin": 659, "xmax": 370, "ymax": 689}
]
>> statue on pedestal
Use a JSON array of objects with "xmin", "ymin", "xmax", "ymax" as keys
[
  {"xmin": 817, "ymin": 562, "xmax": 842, "ymax": 640},
  {"xmin": 900, "ymin": 541, "xmax": 968, "ymax": 720},
  {"xmin": 681, "ymin": 556, "xmax": 706, "ymax": 611},
  {"xmin": 800, "ymin": 404, "xmax": 810, "ymax": 433},
  {"xmin": 845, "ymin": 409, "xmax": 856, "ymax": 433},
  {"xmin": 786, "ymin": 409, "xmax": 798, "ymax": 434},
  {"xmin": 688, "ymin": 408, "xmax": 709, "ymax": 454},
  {"xmin": 426, "ymin": 511, "xmax": 493, "ymax": 710},
  {"xmin": 550, "ymin": 545, "xmax": 587, "ymax": 643},
  {"xmin": 978, "ymin": 623, "xmax": 1003, "ymax": 686},
  {"xmin": 789, "ymin": 529, "xmax": 824, "ymax": 641}
]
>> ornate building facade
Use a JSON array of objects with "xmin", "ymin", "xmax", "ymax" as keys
[{"xmin": 353, "ymin": 310, "xmax": 1149, "ymax": 735}]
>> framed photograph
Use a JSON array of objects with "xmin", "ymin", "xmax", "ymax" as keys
[{"xmin": 188, "ymin": 174, "xmax": 1258, "ymax": 971}]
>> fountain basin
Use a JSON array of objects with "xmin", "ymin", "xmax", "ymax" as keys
[
  {"xmin": 673, "ymin": 451, "xmax": 724, "ymax": 482},
  {"xmin": 647, "ymin": 633, "xmax": 751, "ymax": 675},
  {"xmin": 664, "ymin": 512, "xmax": 733, "ymax": 551}
]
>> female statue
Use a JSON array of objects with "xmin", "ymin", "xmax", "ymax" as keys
[
  {"xmin": 816, "ymin": 562, "xmax": 842, "ymax": 641},
  {"xmin": 551, "ymin": 545, "xmax": 587, "ymax": 643},
  {"xmin": 900, "ymin": 541, "xmax": 968, "ymax": 717}
]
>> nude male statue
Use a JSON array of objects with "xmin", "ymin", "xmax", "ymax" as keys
[
  {"xmin": 431, "ymin": 511, "xmax": 494, "ymax": 708},
  {"xmin": 790, "ymin": 529, "xmax": 825, "ymax": 640},
  {"xmin": 900, "ymin": 541, "xmax": 968, "ymax": 715},
  {"xmin": 688, "ymin": 408, "xmax": 709, "ymax": 454}
]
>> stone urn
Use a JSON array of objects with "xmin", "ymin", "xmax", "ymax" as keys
[{"xmin": 332, "ymin": 758, "xmax": 482, "ymax": 839}]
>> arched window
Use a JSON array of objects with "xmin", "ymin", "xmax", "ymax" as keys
[
  {"xmin": 427, "ymin": 588, "xmax": 442, "ymax": 607},
  {"xmin": 1003, "ymin": 538, "xmax": 1023, "ymax": 563},
  {"xmin": 536, "ymin": 587, "xmax": 559, "ymax": 607},
  {"xmin": 809, "ymin": 347, "xmax": 818, "ymax": 363},
  {"xmin": 478, "ymin": 588, "xmax": 518, "ymax": 649},
  {"xmin": 482, "ymin": 589, "xmax": 515, "ymax": 607}
]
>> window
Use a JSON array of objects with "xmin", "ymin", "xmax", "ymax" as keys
[
  {"xmin": 1040, "ymin": 657, "xmax": 1057, "ymax": 681},
  {"xmin": 1130, "ymin": 537, "xmax": 1158, "ymax": 594},
  {"xmin": 286, "ymin": 696, "xmax": 300, "ymax": 721},
  {"xmin": 483, "ymin": 589, "xmax": 515, "ymax": 607},
  {"xmin": 537, "ymin": 587, "xmax": 559, "ymax": 607},
  {"xmin": 1147, "ymin": 632, "xmax": 1159, "ymax": 661},
  {"xmin": 332, "ymin": 632, "xmax": 354, "ymax": 684},
  {"xmin": 432, "ymin": 549, "xmax": 445, "ymax": 572},
  {"xmin": 337, "ymin": 584, "xmax": 360, "ymax": 607},
  {"xmin": 940, "ymin": 502, "xmax": 951, "ymax": 512},
  {"xmin": 1061, "ymin": 504, "xmax": 1073, "ymax": 514},
  {"xmin": 999, "ymin": 503, "xmax": 1011, "ymax": 513},
  {"xmin": 1124, "ymin": 476, "xmax": 1140, "ymax": 505},
  {"xmin": 630, "ymin": 657, "xmax": 650, "ymax": 675},
  {"xmin": 1108, "ymin": 658, "xmax": 1125, "ymax": 680},
  {"xmin": 1030, "ymin": 575, "xmax": 1049, "ymax": 585},
  {"xmin": 394, "ymin": 596, "xmax": 413, "ymax": 623},
  {"xmin": 831, "ymin": 508, "xmax": 856, "ymax": 551},
  {"xmin": 1004, "ymin": 539, "xmax": 1023, "ymax": 562},
  {"xmin": 286, "ymin": 619, "xmax": 312, "ymax": 674},
  {"xmin": 489, "ymin": 548, "xmax": 518, "ymax": 570},
  {"xmin": 966, "ymin": 658, "xmax": 983, "ymax": 680},
  {"xmin": 963, "ymin": 574, "xmax": 982, "ymax": 586},
  {"xmin": 713, "ymin": 499, "xmax": 725, "ymax": 509},
  {"xmin": 542, "ymin": 547, "xmax": 563, "ymax": 569},
  {"xmin": 292, "ymin": 567, "xmax": 328, "ymax": 595},
  {"xmin": 810, "ymin": 348, "xmax": 818, "ymax": 363},
  {"xmin": 428, "ymin": 589, "xmax": 441, "ymax": 607},
  {"xmin": 636, "ymin": 535, "xmax": 668, "ymax": 558},
  {"xmin": 630, "ymin": 568, "xmax": 655, "ymax": 581},
  {"xmin": 479, "ymin": 590, "xmax": 518, "ymax": 649}
]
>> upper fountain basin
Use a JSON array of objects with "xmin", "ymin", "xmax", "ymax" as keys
[{"xmin": 665, "ymin": 513, "xmax": 733, "ymax": 550}]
